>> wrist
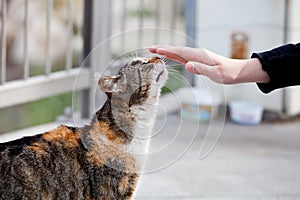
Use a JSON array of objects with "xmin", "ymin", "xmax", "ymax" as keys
[{"xmin": 235, "ymin": 58, "xmax": 270, "ymax": 84}]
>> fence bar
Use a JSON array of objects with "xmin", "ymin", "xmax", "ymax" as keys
[
  {"xmin": 185, "ymin": 0, "xmax": 196, "ymax": 85},
  {"xmin": 80, "ymin": 0, "xmax": 93, "ymax": 119},
  {"xmin": 281, "ymin": 0, "xmax": 290, "ymax": 114},
  {"xmin": 0, "ymin": 0, "xmax": 7, "ymax": 84},
  {"xmin": 138, "ymin": 0, "xmax": 144, "ymax": 47},
  {"xmin": 154, "ymin": 0, "xmax": 160, "ymax": 44},
  {"xmin": 65, "ymin": 0, "xmax": 73, "ymax": 71},
  {"xmin": 82, "ymin": 0, "xmax": 93, "ymax": 62},
  {"xmin": 108, "ymin": 0, "xmax": 113, "ymax": 38},
  {"xmin": 23, "ymin": 0, "xmax": 30, "ymax": 79},
  {"xmin": 121, "ymin": 0, "xmax": 127, "ymax": 32},
  {"xmin": 120, "ymin": 0, "xmax": 127, "ymax": 46},
  {"xmin": 87, "ymin": 0, "xmax": 112, "ymax": 117},
  {"xmin": 45, "ymin": 0, "xmax": 53, "ymax": 75},
  {"xmin": 170, "ymin": 0, "xmax": 178, "ymax": 45},
  {"xmin": 0, "ymin": 68, "xmax": 90, "ymax": 109}
]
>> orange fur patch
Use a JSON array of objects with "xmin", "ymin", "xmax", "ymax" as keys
[
  {"xmin": 148, "ymin": 56, "xmax": 161, "ymax": 64},
  {"xmin": 42, "ymin": 126, "xmax": 79, "ymax": 148},
  {"xmin": 28, "ymin": 142, "xmax": 46, "ymax": 155},
  {"xmin": 92, "ymin": 121, "xmax": 126, "ymax": 144},
  {"xmin": 42, "ymin": 192, "xmax": 50, "ymax": 200},
  {"xmin": 85, "ymin": 196, "xmax": 91, "ymax": 200},
  {"xmin": 85, "ymin": 122, "xmax": 139, "ymax": 173},
  {"xmin": 118, "ymin": 176, "xmax": 129, "ymax": 194}
]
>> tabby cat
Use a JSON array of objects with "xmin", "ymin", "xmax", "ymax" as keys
[{"xmin": 0, "ymin": 56, "xmax": 167, "ymax": 200}]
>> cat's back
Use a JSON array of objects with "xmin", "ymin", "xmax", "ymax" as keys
[
  {"xmin": 0, "ymin": 124, "xmax": 140, "ymax": 200},
  {"xmin": 0, "ymin": 125, "xmax": 88, "ymax": 199},
  {"xmin": 0, "ymin": 125, "xmax": 81, "ymax": 160}
]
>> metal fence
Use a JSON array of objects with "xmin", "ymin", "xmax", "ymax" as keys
[
  {"xmin": 0, "ymin": 0, "xmax": 89, "ymax": 109},
  {"xmin": 0, "ymin": 0, "xmax": 192, "ymax": 126}
]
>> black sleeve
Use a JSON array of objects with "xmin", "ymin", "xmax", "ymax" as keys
[{"xmin": 251, "ymin": 43, "xmax": 300, "ymax": 93}]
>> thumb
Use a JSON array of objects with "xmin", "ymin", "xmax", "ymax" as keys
[
  {"xmin": 185, "ymin": 61, "xmax": 224, "ymax": 84},
  {"xmin": 185, "ymin": 61, "xmax": 208, "ymax": 75}
]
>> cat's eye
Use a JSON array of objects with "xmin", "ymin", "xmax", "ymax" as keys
[
  {"xmin": 131, "ymin": 60, "xmax": 149, "ymax": 66},
  {"xmin": 131, "ymin": 60, "xmax": 142, "ymax": 65}
]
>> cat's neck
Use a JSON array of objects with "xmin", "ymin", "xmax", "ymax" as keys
[
  {"xmin": 94, "ymin": 95, "xmax": 134, "ymax": 144},
  {"xmin": 92, "ymin": 94, "xmax": 157, "ymax": 154}
]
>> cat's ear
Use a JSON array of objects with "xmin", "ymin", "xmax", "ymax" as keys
[{"xmin": 98, "ymin": 74, "xmax": 127, "ymax": 93}]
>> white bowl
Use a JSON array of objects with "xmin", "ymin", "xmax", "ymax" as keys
[
  {"xmin": 179, "ymin": 88, "xmax": 222, "ymax": 121},
  {"xmin": 229, "ymin": 101, "xmax": 263, "ymax": 125}
]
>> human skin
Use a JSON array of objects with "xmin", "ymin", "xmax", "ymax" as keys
[{"xmin": 149, "ymin": 46, "xmax": 270, "ymax": 84}]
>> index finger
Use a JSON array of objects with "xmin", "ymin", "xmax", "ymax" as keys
[
  {"xmin": 149, "ymin": 45, "xmax": 190, "ymax": 64},
  {"xmin": 150, "ymin": 46, "xmax": 215, "ymax": 66},
  {"xmin": 155, "ymin": 48, "xmax": 189, "ymax": 64},
  {"xmin": 148, "ymin": 45, "xmax": 173, "ymax": 54}
]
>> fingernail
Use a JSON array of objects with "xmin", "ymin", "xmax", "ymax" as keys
[
  {"xmin": 156, "ymin": 48, "xmax": 165, "ymax": 53},
  {"xmin": 187, "ymin": 62, "xmax": 195, "ymax": 70},
  {"xmin": 148, "ymin": 46, "xmax": 156, "ymax": 52}
]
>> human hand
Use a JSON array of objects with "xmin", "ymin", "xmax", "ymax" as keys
[{"xmin": 149, "ymin": 46, "xmax": 270, "ymax": 84}]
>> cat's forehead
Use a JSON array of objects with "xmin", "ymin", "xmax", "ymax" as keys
[
  {"xmin": 128, "ymin": 56, "xmax": 163, "ymax": 66},
  {"xmin": 132, "ymin": 57, "xmax": 148, "ymax": 62},
  {"xmin": 120, "ymin": 57, "xmax": 148, "ymax": 72},
  {"xmin": 118, "ymin": 56, "xmax": 164, "ymax": 74},
  {"xmin": 132, "ymin": 57, "xmax": 148, "ymax": 61},
  {"xmin": 128, "ymin": 57, "xmax": 149, "ymax": 66}
]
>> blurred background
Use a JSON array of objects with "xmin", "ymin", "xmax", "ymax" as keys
[
  {"xmin": 1, "ymin": 0, "xmax": 299, "ymax": 133},
  {"xmin": 0, "ymin": 0, "xmax": 188, "ymax": 133},
  {"xmin": 1, "ymin": 0, "xmax": 300, "ymax": 199}
]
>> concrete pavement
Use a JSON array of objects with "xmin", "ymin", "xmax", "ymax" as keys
[
  {"xmin": 135, "ymin": 115, "xmax": 300, "ymax": 199},
  {"xmin": 1, "ymin": 114, "xmax": 300, "ymax": 199}
]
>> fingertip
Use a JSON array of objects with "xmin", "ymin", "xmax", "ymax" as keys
[
  {"xmin": 185, "ymin": 62, "xmax": 195, "ymax": 71},
  {"xmin": 186, "ymin": 62, "xmax": 201, "ymax": 75},
  {"xmin": 148, "ymin": 47, "xmax": 157, "ymax": 53},
  {"xmin": 148, "ymin": 46, "xmax": 166, "ymax": 54},
  {"xmin": 149, "ymin": 45, "xmax": 165, "ymax": 53},
  {"xmin": 155, "ymin": 48, "xmax": 167, "ymax": 54}
]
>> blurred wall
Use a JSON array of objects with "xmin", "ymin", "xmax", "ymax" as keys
[
  {"xmin": 285, "ymin": 0, "xmax": 300, "ymax": 116},
  {"xmin": 195, "ymin": 0, "xmax": 300, "ymax": 113}
]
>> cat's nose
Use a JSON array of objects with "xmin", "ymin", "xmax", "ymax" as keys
[{"xmin": 148, "ymin": 57, "xmax": 161, "ymax": 63}]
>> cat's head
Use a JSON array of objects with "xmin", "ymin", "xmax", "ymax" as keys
[{"xmin": 98, "ymin": 57, "xmax": 167, "ymax": 107}]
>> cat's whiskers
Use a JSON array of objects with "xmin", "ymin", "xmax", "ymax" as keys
[
  {"xmin": 167, "ymin": 72, "xmax": 183, "ymax": 80},
  {"xmin": 162, "ymin": 56, "xmax": 168, "ymax": 64},
  {"xmin": 165, "ymin": 68, "xmax": 187, "ymax": 85},
  {"xmin": 126, "ymin": 53, "xmax": 136, "ymax": 60},
  {"xmin": 125, "ymin": 51, "xmax": 139, "ymax": 60},
  {"xmin": 166, "ymin": 66, "xmax": 183, "ymax": 74}
]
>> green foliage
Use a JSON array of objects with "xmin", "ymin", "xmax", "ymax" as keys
[
  {"xmin": 161, "ymin": 66, "xmax": 186, "ymax": 94},
  {"xmin": 0, "ymin": 93, "xmax": 72, "ymax": 134},
  {"xmin": 128, "ymin": 9, "xmax": 154, "ymax": 18}
]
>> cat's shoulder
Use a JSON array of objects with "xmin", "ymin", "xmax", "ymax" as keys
[{"xmin": 0, "ymin": 125, "xmax": 79, "ymax": 155}]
